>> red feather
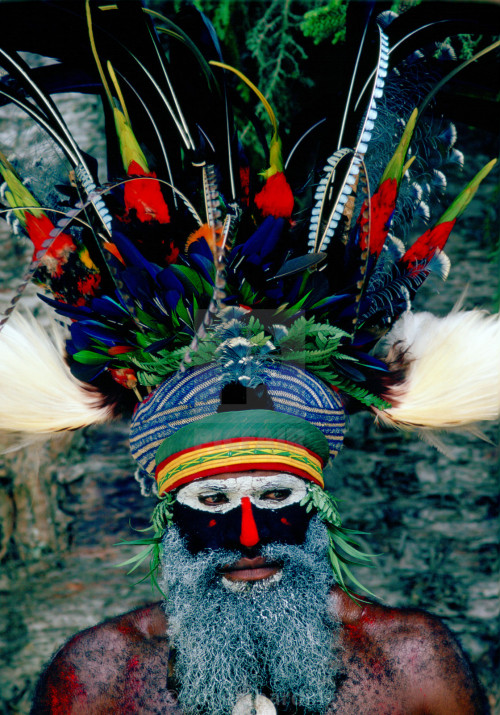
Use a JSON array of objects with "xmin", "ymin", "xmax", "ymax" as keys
[
  {"xmin": 403, "ymin": 220, "xmax": 456, "ymax": 265},
  {"xmin": 25, "ymin": 213, "xmax": 75, "ymax": 277},
  {"xmin": 124, "ymin": 160, "xmax": 170, "ymax": 224},
  {"xmin": 357, "ymin": 178, "xmax": 398, "ymax": 256},
  {"xmin": 254, "ymin": 171, "xmax": 294, "ymax": 219}
]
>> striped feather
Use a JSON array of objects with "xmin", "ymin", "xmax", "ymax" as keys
[{"xmin": 309, "ymin": 26, "xmax": 390, "ymax": 252}]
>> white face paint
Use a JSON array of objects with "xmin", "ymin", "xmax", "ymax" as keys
[{"xmin": 176, "ymin": 473, "xmax": 308, "ymax": 514}]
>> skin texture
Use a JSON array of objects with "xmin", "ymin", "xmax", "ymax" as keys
[{"xmin": 31, "ymin": 590, "xmax": 489, "ymax": 715}]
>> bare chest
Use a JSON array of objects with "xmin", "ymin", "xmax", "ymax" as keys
[{"xmin": 85, "ymin": 648, "xmax": 414, "ymax": 715}]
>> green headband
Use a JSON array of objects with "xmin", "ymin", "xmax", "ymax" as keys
[{"xmin": 154, "ymin": 409, "xmax": 330, "ymax": 494}]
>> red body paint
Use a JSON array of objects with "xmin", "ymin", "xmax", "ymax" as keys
[
  {"xmin": 48, "ymin": 662, "xmax": 87, "ymax": 714},
  {"xmin": 240, "ymin": 496, "xmax": 259, "ymax": 547},
  {"xmin": 345, "ymin": 623, "xmax": 365, "ymax": 644},
  {"xmin": 119, "ymin": 655, "xmax": 143, "ymax": 712},
  {"xmin": 116, "ymin": 621, "xmax": 137, "ymax": 637}
]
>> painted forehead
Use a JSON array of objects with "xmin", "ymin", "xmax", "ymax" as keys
[{"xmin": 176, "ymin": 473, "xmax": 308, "ymax": 513}]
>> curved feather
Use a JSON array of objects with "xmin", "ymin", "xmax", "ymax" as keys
[
  {"xmin": 377, "ymin": 310, "xmax": 500, "ymax": 431},
  {"xmin": 0, "ymin": 311, "xmax": 112, "ymax": 433},
  {"xmin": 308, "ymin": 26, "xmax": 389, "ymax": 252}
]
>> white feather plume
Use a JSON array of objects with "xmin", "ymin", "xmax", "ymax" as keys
[
  {"xmin": 376, "ymin": 309, "xmax": 500, "ymax": 432},
  {"xmin": 0, "ymin": 311, "xmax": 113, "ymax": 435}
]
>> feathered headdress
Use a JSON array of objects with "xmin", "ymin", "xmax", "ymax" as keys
[{"xmin": 0, "ymin": 0, "xmax": 499, "ymax": 593}]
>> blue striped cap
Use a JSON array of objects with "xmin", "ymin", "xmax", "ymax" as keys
[{"xmin": 130, "ymin": 363, "xmax": 346, "ymax": 477}]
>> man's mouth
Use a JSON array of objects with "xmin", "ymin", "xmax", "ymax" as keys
[{"xmin": 221, "ymin": 556, "xmax": 282, "ymax": 582}]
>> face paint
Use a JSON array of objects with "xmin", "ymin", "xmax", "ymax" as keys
[
  {"xmin": 173, "ymin": 473, "xmax": 312, "ymax": 555},
  {"xmin": 176, "ymin": 474, "xmax": 308, "ymax": 512}
]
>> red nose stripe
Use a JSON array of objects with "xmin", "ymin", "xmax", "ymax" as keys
[{"xmin": 240, "ymin": 496, "xmax": 259, "ymax": 548}]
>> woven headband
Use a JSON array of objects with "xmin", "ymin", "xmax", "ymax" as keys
[{"xmin": 154, "ymin": 410, "xmax": 330, "ymax": 493}]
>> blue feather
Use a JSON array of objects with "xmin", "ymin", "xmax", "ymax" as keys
[{"xmin": 111, "ymin": 230, "xmax": 161, "ymax": 278}]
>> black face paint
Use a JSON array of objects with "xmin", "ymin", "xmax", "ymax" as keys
[{"xmin": 172, "ymin": 499, "xmax": 313, "ymax": 555}]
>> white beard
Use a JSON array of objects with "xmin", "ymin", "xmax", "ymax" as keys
[{"xmin": 160, "ymin": 517, "xmax": 341, "ymax": 715}]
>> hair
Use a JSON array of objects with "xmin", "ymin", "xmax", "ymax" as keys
[{"xmin": 160, "ymin": 517, "xmax": 341, "ymax": 715}]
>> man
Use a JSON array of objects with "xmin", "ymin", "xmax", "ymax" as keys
[
  {"xmin": 0, "ymin": 2, "xmax": 497, "ymax": 714},
  {"xmin": 31, "ymin": 475, "xmax": 488, "ymax": 714},
  {"xmin": 31, "ymin": 410, "xmax": 489, "ymax": 714}
]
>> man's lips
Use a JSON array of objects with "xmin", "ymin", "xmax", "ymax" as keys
[{"xmin": 221, "ymin": 556, "xmax": 282, "ymax": 582}]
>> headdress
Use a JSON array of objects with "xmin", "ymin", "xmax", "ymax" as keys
[{"xmin": 0, "ymin": 0, "xmax": 499, "ymax": 595}]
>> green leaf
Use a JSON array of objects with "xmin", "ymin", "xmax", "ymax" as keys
[
  {"xmin": 72, "ymin": 350, "xmax": 109, "ymax": 365},
  {"xmin": 304, "ymin": 484, "xmax": 377, "ymax": 599},
  {"xmin": 336, "ymin": 561, "xmax": 377, "ymax": 600},
  {"xmin": 330, "ymin": 532, "xmax": 374, "ymax": 562}
]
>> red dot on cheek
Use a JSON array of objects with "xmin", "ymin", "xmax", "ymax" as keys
[
  {"xmin": 208, "ymin": 519, "xmax": 216, "ymax": 528},
  {"xmin": 281, "ymin": 517, "xmax": 291, "ymax": 526}
]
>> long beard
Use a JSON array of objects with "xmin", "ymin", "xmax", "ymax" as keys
[{"xmin": 160, "ymin": 517, "xmax": 340, "ymax": 715}]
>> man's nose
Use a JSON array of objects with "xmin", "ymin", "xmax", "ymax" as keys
[{"xmin": 239, "ymin": 496, "xmax": 260, "ymax": 548}]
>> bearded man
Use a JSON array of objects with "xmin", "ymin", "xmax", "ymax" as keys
[
  {"xmin": 0, "ymin": 1, "xmax": 497, "ymax": 713},
  {"xmin": 31, "ymin": 409, "xmax": 489, "ymax": 715}
]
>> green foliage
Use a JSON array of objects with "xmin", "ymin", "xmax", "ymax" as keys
[
  {"xmin": 279, "ymin": 316, "xmax": 348, "ymax": 351},
  {"xmin": 115, "ymin": 492, "xmax": 176, "ymax": 596},
  {"xmin": 390, "ymin": 0, "xmax": 421, "ymax": 13},
  {"xmin": 190, "ymin": 0, "xmax": 327, "ymax": 141},
  {"xmin": 301, "ymin": 0, "xmax": 347, "ymax": 46},
  {"xmin": 453, "ymin": 34, "xmax": 483, "ymax": 61},
  {"xmin": 245, "ymin": 0, "xmax": 311, "ymax": 121},
  {"xmin": 302, "ymin": 484, "xmax": 376, "ymax": 600},
  {"xmin": 132, "ymin": 347, "xmax": 188, "ymax": 385},
  {"xmin": 278, "ymin": 317, "xmax": 390, "ymax": 409},
  {"xmin": 189, "ymin": 0, "xmax": 234, "ymax": 39}
]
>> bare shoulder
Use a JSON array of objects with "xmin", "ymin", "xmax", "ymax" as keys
[
  {"xmin": 31, "ymin": 602, "xmax": 171, "ymax": 714},
  {"xmin": 43, "ymin": 601, "xmax": 168, "ymax": 667},
  {"xmin": 330, "ymin": 586, "xmax": 489, "ymax": 714}
]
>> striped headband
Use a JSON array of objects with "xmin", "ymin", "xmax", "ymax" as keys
[
  {"xmin": 154, "ymin": 410, "xmax": 330, "ymax": 494},
  {"xmin": 130, "ymin": 363, "xmax": 346, "ymax": 490}
]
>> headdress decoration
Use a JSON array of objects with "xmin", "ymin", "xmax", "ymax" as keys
[{"xmin": 0, "ymin": 0, "xmax": 499, "ymax": 597}]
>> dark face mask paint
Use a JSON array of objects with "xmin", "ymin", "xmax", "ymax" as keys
[{"xmin": 172, "ymin": 499, "xmax": 313, "ymax": 555}]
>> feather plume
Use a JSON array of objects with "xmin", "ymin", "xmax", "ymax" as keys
[
  {"xmin": 376, "ymin": 310, "xmax": 500, "ymax": 432},
  {"xmin": 0, "ymin": 312, "xmax": 113, "ymax": 434}
]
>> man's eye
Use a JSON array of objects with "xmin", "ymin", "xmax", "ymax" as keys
[
  {"xmin": 260, "ymin": 489, "xmax": 292, "ymax": 502},
  {"xmin": 199, "ymin": 493, "xmax": 229, "ymax": 506}
]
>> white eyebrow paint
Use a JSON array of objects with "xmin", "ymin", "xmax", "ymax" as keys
[{"xmin": 176, "ymin": 473, "xmax": 308, "ymax": 513}]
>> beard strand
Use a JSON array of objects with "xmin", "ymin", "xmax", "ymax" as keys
[{"xmin": 160, "ymin": 517, "xmax": 341, "ymax": 715}]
